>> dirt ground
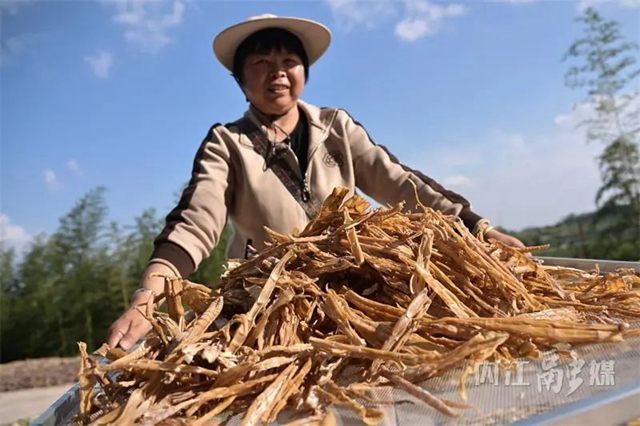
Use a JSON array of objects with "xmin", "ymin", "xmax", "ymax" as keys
[
  {"xmin": 0, "ymin": 384, "xmax": 74, "ymax": 425},
  {"xmin": 0, "ymin": 357, "xmax": 79, "ymax": 392}
]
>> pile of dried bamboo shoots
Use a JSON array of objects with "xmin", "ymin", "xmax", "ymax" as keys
[{"xmin": 77, "ymin": 187, "xmax": 640, "ymax": 425}]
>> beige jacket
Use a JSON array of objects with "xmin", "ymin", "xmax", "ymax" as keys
[{"xmin": 149, "ymin": 100, "xmax": 485, "ymax": 278}]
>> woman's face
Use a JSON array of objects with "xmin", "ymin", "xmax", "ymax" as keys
[{"xmin": 241, "ymin": 48, "xmax": 305, "ymax": 115}]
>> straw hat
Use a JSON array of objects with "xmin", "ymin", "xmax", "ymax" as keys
[{"xmin": 213, "ymin": 14, "xmax": 332, "ymax": 72}]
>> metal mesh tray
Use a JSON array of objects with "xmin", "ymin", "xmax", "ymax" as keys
[{"xmin": 31, "ymin": 257, "xmax": 640, "ymax": 426}]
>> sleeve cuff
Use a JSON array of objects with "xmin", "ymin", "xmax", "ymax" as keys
[
  {"xmin": 149, "ymin": 241, "xmax": 196, "ymax": 278},
  {"xmin": 459, "ymin": 209, "xmax": 484, "ymax": 233}
]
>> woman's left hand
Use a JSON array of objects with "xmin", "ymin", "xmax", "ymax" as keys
[{"xmin": 484, "ymin": 228, "xmax": 526, "ymax": 250}]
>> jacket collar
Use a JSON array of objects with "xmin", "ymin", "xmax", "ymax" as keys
[
  {"xmin": 243, "ymin": 100, "xmax": 325, "ymax": 129},
  {"xmin": 297, "ymin": 99, "xmax": 326, "ymax": 132},
  {"xmin": 242, "ymin": 99, "xmax": 332, "ymax": 151}
]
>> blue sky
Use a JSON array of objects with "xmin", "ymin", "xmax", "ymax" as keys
[{"xmin": 1, "ymin": 0, "xmax": 639, "ymax": 254}]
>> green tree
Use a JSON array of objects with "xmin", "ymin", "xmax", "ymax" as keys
[
  {"xmin": 2, "ymin": 235, "xmax": 61, "ymax": 360},
  {"xmin": 1, "ymin": 183, "xmax": 233, "ymax": 363},
  {"xmin": 108, "ymin": 208, "xmax": 164, "ymax": 310},
  {"xmin": 0, "ymin": 247, "xmax": 18, "ymax": 296},
  {"xmin": 563, "ymin": 6, "xmax": 640, "ymax": 260},
  {"xmin": 0, "ymin": 246, "xmax": 21, "ymax": 360},
  {"xmin": 0, "ymin": 187, "xmax": 120, "ymax": 361},
  {"xmin": 49, "ymin": 187, "xmax": 110, "ymax": 353}
]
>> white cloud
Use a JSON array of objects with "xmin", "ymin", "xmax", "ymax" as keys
[
  {"xmin": 555, "ymin": 94, "xmax": 639, "ymax": 142},
  {"xmin": 395, "ymin": 19, "xmax": 430, "ymax": 42},
  {"xmin": 325, "ymin": 0, "xmax": 465, "ymax": 40},
  {"xmin": 0, "ymin": 214, "xmax": 33, "ymax": 254},
  {"xmin": 442, "ymin": 174, "xmax": 472, "ymax": 188},
  {"xmin": 105, "ymin": 0, "xmax": 186, "ymax": 53},
  {"xmin": 410, "ymin": 110, "xmax": 606, "ymax": 230},
  {"xmin": 395, "ymin": 0, "xmax": 467, "ymax": 42},
  {"xmin": 554, "ymin": 101, "xmax": 594, "ymax": 128},
  {"xmin": 0, "ymin": 33, "xmax": 46, "ymax": 68},
  {"xmin": 482, "ymin": 130, "xmax": 601, "ymax": 231},
  {"xmin": 85, "ymin": 50, "xmax": 114, "ymax": 78},
  {"xmin": 43, "ymin": 170, "xmax": 60, "ymax": 191},
  {"xmin": 67, "ymin": 159, "xmax": 82, "ymax": 176},
  {"xmin": 326, "ymin": 0, "xmax": 396, "ymax": 30}
]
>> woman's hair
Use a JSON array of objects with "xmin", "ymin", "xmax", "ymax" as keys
[{"xmin": 232, "ymin": 28, "xmax": 310, "ymax": 84}]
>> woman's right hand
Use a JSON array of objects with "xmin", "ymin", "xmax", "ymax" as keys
[
  {"xmin": 106, "ymin": 262, "xmax": 177, "ymax": 350},
  {"xmin": 107, "ymin": 306, "xmax": 153, "ymax": 350}
]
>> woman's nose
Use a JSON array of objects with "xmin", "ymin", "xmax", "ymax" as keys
[
  {"xmin": 269, "ymin": 64, "xmax": 286, "ymax": 77},
  {"xmin": 268, "ymin": 57, "xmax": 288, "ymax": 73}
]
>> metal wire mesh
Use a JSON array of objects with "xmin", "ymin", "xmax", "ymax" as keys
[
  {"xmin": 207, "ymin": 322, "xmax": 640, "ymax": 426},
  {"xmin": 386, "ymin": 330, "xmax": 640, "ymax": 426},
  {"xmin": 32, "ymin": 324, "xmax": 640, "ymax": 426}
]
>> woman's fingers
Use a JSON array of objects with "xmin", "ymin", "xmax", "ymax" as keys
[
  {"xmin": 107, "ymin": 317, "xmax": 130, "ymax": 348},
  {"xmin": 107, "ymin": 328, "xmax": 125, "ymax": 348},
  {"xmin": 106, "ymin": 309, "xmax": 152, "ymax": 350},
  {"xmin": 119, "ymin": 319, "xmax": 152, "ymax": 350},
  {"xmin": 485, "ymin": 229, "xmax": 528, "ymax": 250}
]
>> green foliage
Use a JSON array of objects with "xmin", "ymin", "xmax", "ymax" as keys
[
  {"xmin": 0, "ymin": 247, "xmax": 17, "ymax": 296},
  {"xmin": 0, "ymin": 187, "xmax": 230, "ymax": 363},
  {"xmin": 510, "ymin": 206, "xmax": 639, "ymax": 261},
  {"xmin": 563, "ymin": 8, "xmax": 639, "ymax": 101},
  {"xmin": 562, "ymin": 6, "xmax": 640, "ymax": 258}
]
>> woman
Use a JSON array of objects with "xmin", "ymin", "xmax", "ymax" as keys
[{"xmin": 107, "ymin": 14, "xmax": 525, "ymax": 350}]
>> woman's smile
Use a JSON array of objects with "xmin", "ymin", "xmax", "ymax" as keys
[{"xmin": 266, "ymin": 83, "xmax": 290, "ymax": 98}]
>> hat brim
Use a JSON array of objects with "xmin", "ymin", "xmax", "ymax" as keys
[{"xmin": 213, "ymin": 16, "xmax": 331, "ymax": 73}]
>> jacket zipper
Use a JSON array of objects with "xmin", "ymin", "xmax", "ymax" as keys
[
  {"xmin": 300, "ymin": 141, "xmax": 324, "ymax": 203},
  {"xmin": 281, "ymin": 145, "xmax": 312, "ymax": 203},
  {"xmin": 291, "ymin": 153, "xmax": 312, "ymax": 203},
  {"xmin": 301, "ymin": 179, "xmax": 311, "ymax": 202}
]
